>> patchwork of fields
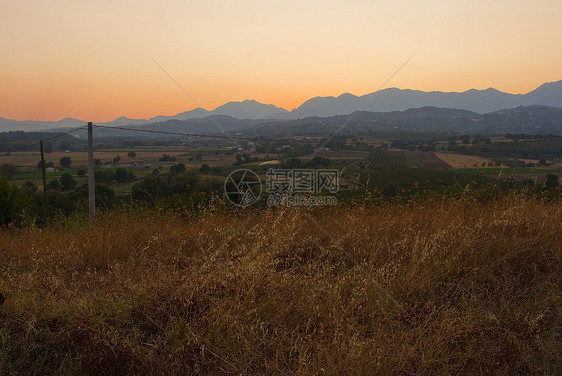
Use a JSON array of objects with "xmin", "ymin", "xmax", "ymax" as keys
[{"xmin": 1, "ymin": 145, "xmax": 561, "ymax": 198}]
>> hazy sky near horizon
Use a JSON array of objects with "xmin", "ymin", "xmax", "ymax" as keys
[{"xmin": 1, "ymin": 0, "xmax": 561, "ymax": 122}]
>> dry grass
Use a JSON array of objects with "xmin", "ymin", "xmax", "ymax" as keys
[
  {"xmin": 0, "ymin": 198, "xmax": 561, "ymax": 375},
  {"xmin": 435, "ymin": 152, "xmax": 496, "ymax": 169}
]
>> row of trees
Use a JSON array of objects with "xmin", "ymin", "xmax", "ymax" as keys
[
  {"xmin": 37, "ymin": 157, "xmax": 72, "ymax": 169},
  {"xmin": 1, "ymin": 170, "xmax": 561, "ymax": 228},
  {"xmin": 1, "ymin": 160, "xmax": 226, "ymax": 226},
  {"xmin": 131, "ymin": 171, "xmax": 221, "ymax": 202},
  {"xmin": 38, "ymin": 152, "xmax": 137, "ymax": 171}
]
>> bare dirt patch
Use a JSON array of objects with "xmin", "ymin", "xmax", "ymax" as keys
[{"xmin": 415, "ymin": 151, "xmax": 450, "ymax": 169}]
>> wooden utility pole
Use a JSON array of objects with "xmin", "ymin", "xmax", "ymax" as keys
[
  {"xmin": 39, "ymin": 140, "xmax": 48, "ymax": 219},
  {"xmin": 87, "ymin": 122, "xmax": 95, "ymax": 224}
]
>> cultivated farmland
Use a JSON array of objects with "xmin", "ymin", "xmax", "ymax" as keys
[{"xmin": 367, "ymin": 149, "xmax": 424, "ymax": 169}]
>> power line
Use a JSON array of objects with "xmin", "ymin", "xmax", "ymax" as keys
[
  {"xmin": 42, "ymin": 125, "xmax": 88, "ymax": 143},
  {"xmin": 92, "ymin": 124, "xmax": 413, "ymax": 147},
  {"xmin": 2, "ymin": 125, "xmax": 87, "ymax": 155},
  {"xmin": 3, "ymin": 122, "xmax": 438, "ymax": 157},
  {"xmin": 93, "ymin": 124, "xmax": 288, "ymax": 142}
]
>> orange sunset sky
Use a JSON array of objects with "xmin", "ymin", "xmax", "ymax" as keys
[{"xmin": 1, "ymin": 0, "xmax": 561, "ymax": 122}]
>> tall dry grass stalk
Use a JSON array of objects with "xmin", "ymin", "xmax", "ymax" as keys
[{"xmin": 0, "ymin": 197, "xmax": 561, "ymax": 374}]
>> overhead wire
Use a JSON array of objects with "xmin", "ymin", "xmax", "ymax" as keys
[
  {"xmin": 1, "ymin": 125, "xmax": 87, "ymax": 155},
  {"xmin": 92, "ymin": 124, "xmax": 422, "ymax": 147},
  {"xmin": 3, "ymin": 121, "xmax": 442, "ymax": 157}
]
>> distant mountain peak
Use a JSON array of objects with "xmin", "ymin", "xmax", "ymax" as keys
[
  {"xmin": 112, "ymin": 115, "xmax": 134, "ymax": 122},
  {"xmin": 212, "ymin": 99, "xmax": 289, "ymax": 119}
]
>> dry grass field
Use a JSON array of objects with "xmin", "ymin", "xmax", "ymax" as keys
[
  {"xmin": 435, "ymin": 152, "xmax": 497, "ymax": 169},
  {"xmin": 0, "ymin": 197, "xmax": 561, "ymax": 374}
]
